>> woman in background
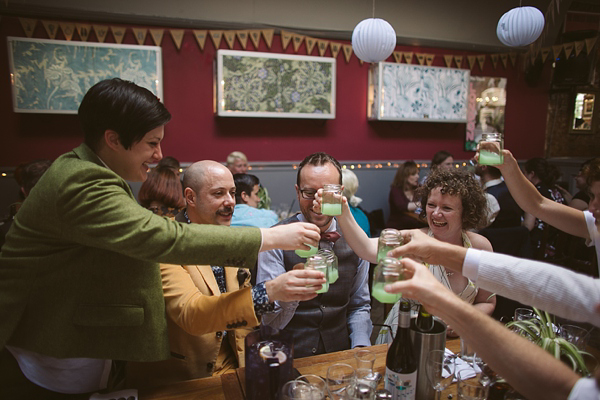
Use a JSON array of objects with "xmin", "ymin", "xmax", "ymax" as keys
[
  {"xmin": 138, "ymin": 166, "xmax": 186, "ymax": 218},
  {"xmin": 342, "ymin": 169, "xmax": 370, "ymax": 237},
  {"xmin": 386, "ymin": 161, "xmax": 427, "ymax": 230}
]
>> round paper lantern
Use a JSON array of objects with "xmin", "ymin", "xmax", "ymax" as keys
[
  {"xmin": 497, "ymin": 6, "xmax": 545, "ymax": 47},
  {"xmin": 352, "ymin": 18, "xmax": 397, "ymax": 63}
]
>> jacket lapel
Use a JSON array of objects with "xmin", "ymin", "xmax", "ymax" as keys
[{"xmin": 198, "ymin": 265, "xmax": 221, "ymax": 295}]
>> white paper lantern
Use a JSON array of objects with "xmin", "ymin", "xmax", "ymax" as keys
[
  {"xmin": 497, "ymin": 6, "xmax": 545, "ymax": 47},
  {"xmin": 352, "ymin": 18, "xmax": 397, "ymax": 63}
]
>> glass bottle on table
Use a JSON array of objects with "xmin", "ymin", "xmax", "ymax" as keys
[
  {"xmin": 415, "ymin": 304, "xmax": 434, "ymax": 333},
  {"xmin": 372, "ymin": 257, "xmax": 403, "ymax": 304},
  {"xmin": 385, "ymin": 300, "xmax": 417, "ymax": 400},
  {"xmin": 377, "ymin": 228, "xmax": 403, "ymax": 263}
]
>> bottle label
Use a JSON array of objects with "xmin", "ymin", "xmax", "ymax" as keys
[{"xmin": 385, "ymin": 367, "xmax": 417, "ymax": 400}]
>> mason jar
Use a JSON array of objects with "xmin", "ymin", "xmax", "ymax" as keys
[
  {"xmin": 322, "ymin": 184, "xmax": 343, "ymax": 216},
  {"xmin": 479, "ymin": 132, "xmax": 504, "ymax": 165},
  {"xmin": 377, "ymin": 228, "xmax": 403, "ymax": 263}
]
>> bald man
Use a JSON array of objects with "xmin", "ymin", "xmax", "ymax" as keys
[{"xmin": 127, "ymin": 161, "xmax": 325, "ymax": 387}]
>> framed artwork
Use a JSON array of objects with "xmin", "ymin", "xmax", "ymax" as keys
[
  {"xmin": 368, "ymin": 62, "xmax": 469, "ymax": 122},
  {"xmin": 7, "ymin": 36, "xmax": 162, "ymax": 114},
  {"xmin": 215, "ymin": 50, "xmax": 335, "ymax": 119},
  {"xmin": 569, "ymin": 91, "xmax": 596, "ymax": 134},
  {"xmin": 465, "ymin": 76, "xmax": 507, "ymax": 151}
]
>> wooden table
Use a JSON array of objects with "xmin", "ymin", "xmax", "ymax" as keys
[{"xmin": 141, "ymin": 338, "xmax": 461, "ymax": 399}]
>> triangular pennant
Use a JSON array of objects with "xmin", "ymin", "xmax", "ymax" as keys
[
  {"xmin": 443, "ymin": 55, "xmax": 453, "ymax": 68},
  {"xmin": 541, "ymin": 47, "xmax": 551, "ymax": 63},
  {"xmin": 170, "ymin": 29, "xmax": 185, "ymax": 50},
  {"xmin": 574, "ymin": 40, "xmax": 585, "ymax": 57},
  {"xmin": 111, "ymin": 26, "xmax": 126, "ymax": 44},
  {"xmin": 416, "ymin": 53, "xmax": 426, "ymax": 65},
  {"xmin": 552, "ymin": 44, "xmax": 563, "ymax": 59},
  {"xmin": 564, "ymin": 42, "xmax": 574, "ymax": 59},
  {"xmin": 394, "ymin": 51, "xmax": 403, "ymax": 63},
  {"xmin": 261, "ymin": 29, "xmax": 274, "ymax": 49},
  {"xmin": 281, "ymin": 30, "xmax": 293, "ymax": 50},
  {"xmin": 132, "ymin": 28, "xmax": 147, "ymax": 45},
  {"xmin": 454, "ymin": 55, "xmax": 463, "ymax": 68},
  {"xmin": 248, "ymin": 30, "xmax": 261, "ymax": 49},
  {"xmin": 330, "ymin": 42, "xmax": 341, "ymax": 59},
  {"xmin": 193, "ymin": 30, "xmax": 207, "ymax": 51},
  {"xmin": 76, "ymin": 24, "xmax": 91, "ymax": 41},
  {"xmin": 305, "ymin": 37, "xmax": 317, "ymax": 55},
  {"xmin": 42, "ymin": 20, "xmax": 59, "ymax": 39},
  {"xmin": 585, "ymin": 37, "xmax": 597, "ymax": 54},
  {"xmin": 500, "ymin": 53, "xmax": 508, "ymax": 68},
  {"xmin": 236, "ymin": 31, "xmax": 249, "ymax": 50},
  {"xmin": 317, "ymin": 40, "xmax": 329, "ymax": 57},
  {"xmin": 60, "ymin": 22, "xmax": 75, "ymax": 41},
  {"xmin": 292, "ymin": 34, "xmax": 304, "ymax": 52},
  {"xmin": 19, "ymin": 18, "xmax": 37, "ymax": 38},
  {"xmin": 476, "ymin": 55, "xmax": 486, "ymax": 70},
  {"xmin": 467, "ymin": 55, "xmax": 476, "ymax": 70},
  {"xmin": 210, "ymin": 30, "xmax": 223, "ymax": 49},
  {"xmin": 490, "ymin": 54, "xmax": 499, "ymax": 69},
  {"xmin": 149, "ymin": 29, "xmax": 164, "ymax": 46},
  {"xmin": 93, "ymin": 25, "xmax": 109, "ymax": 43},
  {"xmin": 425, "ymin": 53, "xmax": 435, "ymax": 66},
  {"xmin": 342, "ymin": 44, "xmax": 353, "ymax": 63},
  {"xmin": 404, "ymin": 52, "xmax": 413, "ymax": 64},
  {"xmin": 508, "ymin": 52, "xmax": 517, "ymax": 67},
  {"xmin": 224, "ymin": 31, "xmax": 236, "ymax": 49}
]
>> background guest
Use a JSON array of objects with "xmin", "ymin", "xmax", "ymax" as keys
[
  {"xmin": 476, "ymin": 165, "xmax": 523, "ymax": 229},
  {"xmin": 419, "ymin": 150, "xmax": 454, "ymax": 184},
  {"xmin": 342, "ymin": 169, "xmax": 371, "ymax": 237},
  {"xmin": 231, "ymin": 173, "xmax": 278, "ymax": 228},
  {"xmin": 570, "ymin": 159, "xmax": 593, "ymax": 212},
  {"xmin": 226, "ymin": 151, "xmax": 271, "ymax": 210},
  {"xmin": 157, "ymin": 155, "xmax": 182, "ymax": 177},
  {"xmin": 386, "ymin": 161, "xmax": 427, "ymax": 230},
  {"xmin": 138, "ymin": 166, "xmax": 186, "ymax": 218}
]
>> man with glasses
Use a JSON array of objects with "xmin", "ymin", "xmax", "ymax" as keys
[{"xmin": 257, "ymin": 152, "xmax": 372, "ymax": 358}]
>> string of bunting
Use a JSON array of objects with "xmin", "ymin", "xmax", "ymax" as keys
[{"xmin": 18, "ymin": 17, "xmax": 599, "ymax": 70}]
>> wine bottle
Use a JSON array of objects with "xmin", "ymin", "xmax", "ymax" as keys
[
  {"xmin": 415, "ymin": 304, "xmax": 434, "ymax": 332},
  {"xmin": 385, "ymin": 301, "xmax": 417, "ymax": 399}
]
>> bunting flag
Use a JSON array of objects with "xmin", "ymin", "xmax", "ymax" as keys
[
  {"xmin": 508, "ymin": 52, "xmax": 517, "ymax": 67},
  {"xmin": 262, "ymin": 29, "xmax": 274, "ymax": 49},
  {"xmin": 403, "ymin": 52, "xmax": 413, "ymax": 64},
  {"xmin": 305, "ymin": 37, "xmax": 316, "ymax": 55},
  {"xmin": 93, "ymin": 25, "xmax": 109, "ymax": 42},
  {"xmin": 19, "ymin": 18, "xmax": 37, "ymax": 38},
  {"xmin": 467, "ymin": 55, "xmax": 476, "ymax": 70},
  {"xmin": 443, "ymin": 55, "xmax": 453, "ymax": 68},
  {"xmin": 585, "ymin": 37, "xmax": 597, "ymax": 54},
  {"xmin": 60, "ymin": 22, "xmax": 75, "ymax": 41},
  {"xmin": 193, "ymin": 30, "xmax": 208, "ymax": 51},
  {"xmin": 552, "ymin": 44, "xmax": 563, "ymax": 59},
  {"xmin": 170, "ymin": 29, "xmax": 185, "ymax": 50},
  {"xmin": 247, "ymin": 30, "xmax": 261, "ymax": 49},
  {"xmin": 42, "ymin": 20, "xmax": 59, "ymax": 39},
  {"xmin": 76, "ymin": 24, "xmax": 91, "ymax": 41},
  {"xmin": 224, "ymin": 31, "xmax": 236, "ymax": 49},
  {"xmin": 292, "ymin": 34, "xmax": 304, "ymax": 52},
  {"xmin": 111, "ymin": 26, "xmax": 126, "ymax": 44},
  {"xmin": 317, "ymin": 39, "xmax": 329, "ymax": 56},
  {"xmin": 394, "ymin": 51, "xmax": 403, "ymax": 63},
  {"xmin": 132, "ymin": 27, "xmax": 147, "ymax": 45},
  {"xmin": 454, "ymin": 55, "xmax": 463, "ymax": 68},
  {"xmin": 210, "ymin": 30, "xmax": 223, "ymax": 49},
  {"xmin": 281, "ymin": 30, "xmax": 293, "ymax": 50},
  {"xmin": 342, "ymin": 44, "xmax": 353, "ymax": 63},
  {"xmin": 236, "ymin": 31, "xmax": 249, "ymax": 49},
  {"xmin": 149, "ymin": 29, "xmax": 164, "ymax": 46},
  {"xmin": 330, "ymin": 42, "xmax": 341, "ymax": 59},
  {"xmin": 425, "ymin": 53, "xmax": 435, "ymax": 66},
  {"xmin": 476, "ymin": 55, "xmax": 485, "ymax": 71},
  {"xmin": 416, "ymin": 53, "xmax": 425, "ymax": 65},
  {"xmin": 491, "ymin": 54, "xmax": 499, "ymax": 69},
  {"xmin": 500, "ymin": 53, "xmax": 508, "ymax": 69},
  {"xmin": 541, "ymin": 47, "xmax": 551, "ymax": 63},
  {"xmin": 564, "ymin": 42, "xmax": 574, "ymax": 59},
  {"xmin": 574, "ymin": 40, "xmax": 584, "ymax": 57}
]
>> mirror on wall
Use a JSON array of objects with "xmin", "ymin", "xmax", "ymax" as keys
[{"xmin": 570, "ymin": 92, "xmax": 595, "ymax": 133}]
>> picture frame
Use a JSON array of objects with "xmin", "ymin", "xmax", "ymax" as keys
[
  {"xmin": 7, "ymin": 36, "xmax": 163, "ymax": 114},
  {"xmin": 215, "ymin": 49, "xmax": 336, "ymax": 119}
]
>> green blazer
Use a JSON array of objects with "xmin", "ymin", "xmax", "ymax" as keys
[{"xmin": 0, "ymin": 144, "xmax": 261, "ymax": 362}]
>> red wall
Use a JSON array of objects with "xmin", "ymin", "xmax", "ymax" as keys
[{"xmin": 0, "ymin": 16, "xmax": 553, "ymax": 166}]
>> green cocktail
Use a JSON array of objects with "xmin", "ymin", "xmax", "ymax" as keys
[
  {"xmin": 322, "ymin": 203, "xmax": 342, "ymax": 216},
  {"xmin": 295, "ymin": 244, "xmax": 318, "ymax": 258},
  {"xmin": 328, "ymin": 267, "xmax": 339, "ymax": 283},
  {"xmin": 316, "ymin": 280, "xmax": 329, "ymax": 294},
  {"xmin": 372, "ymin": 282, "xmax": 401, "ymax": 303},
  {"xmin": 478, "ymin": 149, "xmax": 503, "ymax": 165}
]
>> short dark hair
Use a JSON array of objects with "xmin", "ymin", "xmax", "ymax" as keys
[
  {"xmin": 431, "ymin": 150, "xmax": 453, "ymax": 168},
  {"xmin": 78, "ymin": 78, "xmax": 171, "ymax": 151},
  {"xmin": 14, "ymin": 159, "xmax": 52, "ymax": 198},
  {"xmin": 524, "ymin": 158, "xmax": 560, "ymax": 187},
  {"xmin": 157, "ymin": 156, "xmax": 180, "ymax": 171},
  {"xmin": 583, "ymin": 158, "xmax": 600, "ymax": 187},
  {"xmin": 233, "ymin": 173, "xmax": 260, "ymax": 204},
  {"xmin": 296, "ymin": 152, "xmax": 342, "ymax": 187},
  {"xmin": 486, "ymin": 166, "xmax": 502, "ymax": 179},
  {"xmin": 416, "ymin": 168, "xmax": 488, "ymax": 231},
  {"xmin": 138, "ymin": 166, "xmax": 185, "ymax": 209}
]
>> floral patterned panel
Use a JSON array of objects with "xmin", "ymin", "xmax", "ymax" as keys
[
  {"xmin": 217, "ymin": 50, "xmax": 335, "ymax": 119},
  {"xmin": 371, "ymin": 63, "xmax": 469, "ymax": 122}
]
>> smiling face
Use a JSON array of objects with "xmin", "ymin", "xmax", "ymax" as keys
[
  {"xmin": 425, "ymin": 187, "xmax": 464, "ymax": 243},
  {"xmin": 187, "ymin": 163, "xmax": 236, "ymax": 226},
  {"xmin": 296, "ymin": 162, "xmax": 340, "ymax": 232},
  {"xmin": 112, "ymin": 126, "xmax": 164, "ymax": 182},
  {"xmin": 228, "ymin": 158, "xmax": 248, "ymax": 174}
]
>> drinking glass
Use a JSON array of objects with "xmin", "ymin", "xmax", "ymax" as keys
[
  {"xmin": 371, "ymin": 257, "xmax": 403, "ymax": 303},
  {"xmin": 377, "ymin": 228, "xmax": 402, "ymax": 262},
  {"xmin": 327, "ymin": 363, "xmax": 357, "ymax": 400},
  {"xmin": 305, "ymin": 254, "xmax": 329, "ymax": 294},
  {"xmin": 322, "ymin": 184, "xmax": 343, "ymax": 216},
  {"xmin": 354, "ymin": 349, "xmax": 379, "ymax": 389},
  {"xmin": 318, "ymin": 248, "xmax": 339, "ymax": 284},
  {"xmin": 426, "ymin": 350, "xmax": 456, "ymax": 400},
  {"xmin": 295, "ymin": 374, "xmax": 326, "ymax": 400},
  {"xmin": 456, "ymin": 370, "xmax": 489, "ymax": 400},
  {"xmin": 459, "ymin": 337, "xmax": 483, "ymax": 370},
  {"xmin": 478, "ymin": 132, "xmax": 503, "ymax": 165},
  {"xmin": 295, "ymin": 243, "xmax": 318, "ymax": 258},
  {"xmin": 560, "ymin": 324, "xmax": 590, "ymax": 351},
  {"xmin": 281, "ymin": 380, "xmax": 314, "ymax": 400},
  {"xmin": 513, "ymin": 308, "xmax": 534, "ymax": 321}
]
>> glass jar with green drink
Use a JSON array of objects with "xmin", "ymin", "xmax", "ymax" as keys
[
  {"xmin": 478, "ymin": 132, "xmax": 504, "ymax": 165},
  {"xmin": 305, "ymin": 254, "xmax": 329, "ymax": 294},
  {"xmin": 377, "ymin": 228, "xmax": 403, "ymax": 262},
  {"xmin": 317, "ymin": 248, "xmax": 339, "ymax": 283},
  {"xmin": 372, "ymin": 257, "xmax": 403, "ymax": 303},
  {"xmin": 321, "ymin": 184, "xmax": 343, "ymax": 216}
]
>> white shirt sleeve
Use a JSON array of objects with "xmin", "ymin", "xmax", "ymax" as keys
[{"xmin": 567, "ymin": 377, "xmax": 600, "ymax": 400}]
